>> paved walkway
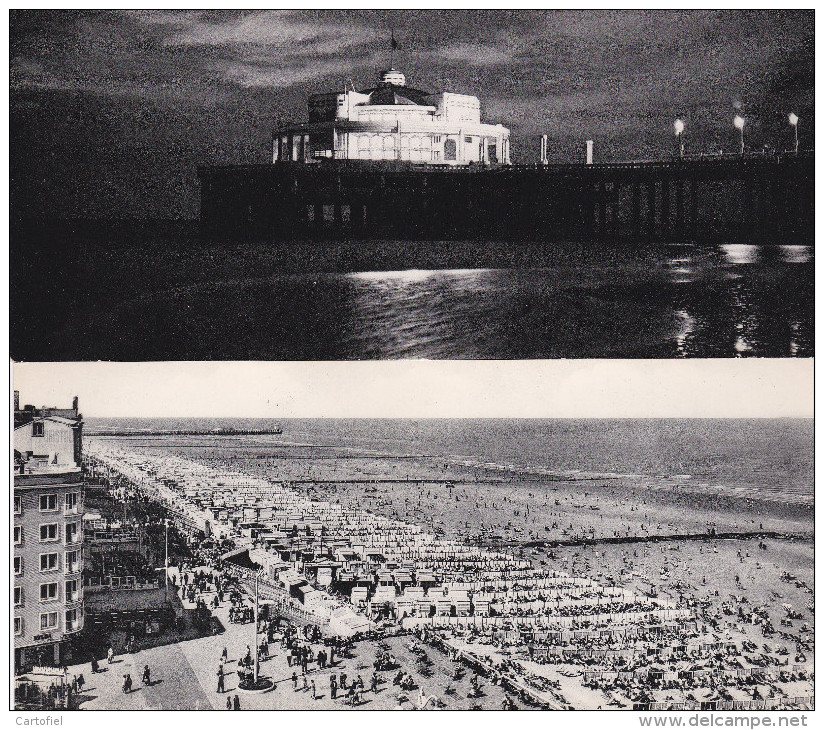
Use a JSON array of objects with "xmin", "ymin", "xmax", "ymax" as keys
[{"xmin": 68, "ymin": 577, "xmax": 519, "ymax": 710}]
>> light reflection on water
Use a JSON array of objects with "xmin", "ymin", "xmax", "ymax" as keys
[
  {"xmin": 51, "ymin": 242, "xmax": 814, "ymax": 360},
  {"xmin": 720, "ymin": 244, "xmax": 760, "ymax": 265},
  {"xmin": 779, "ymin": 245, "xmax": 812, "ymax": 264},
  {"xmin": 335, "ymin": 244, "xmax": 813, "ymax": 359}
]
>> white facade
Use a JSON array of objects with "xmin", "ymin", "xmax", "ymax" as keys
[{"xmin": 274, "ymin": 70, "xmax": 511, "ymax": 166}]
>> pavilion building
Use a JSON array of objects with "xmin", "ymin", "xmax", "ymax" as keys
[{"xmin": 273, "ymin": 69, "xmax": 511, "ymax": 167}]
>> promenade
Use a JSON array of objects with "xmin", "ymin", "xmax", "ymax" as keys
[{"xmin": 67, "ymin": 570, "xmax": 518, "ymax": 710}]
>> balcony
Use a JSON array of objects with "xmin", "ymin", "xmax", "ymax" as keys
[
  {"xmin": 64, "ymin": 560, "xmax": 81, "ymax": 576},
  {"xmin": 65, "ymin": 618, "xmax": 83, "ymax": 633},
  {"xmin": 65, "ymin": 590, "xmax": 82, "ymax": 604}
]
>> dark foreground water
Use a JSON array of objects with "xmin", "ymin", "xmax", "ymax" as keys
[
  {"xmin": 14, "ymin": 240, "xmax": 813, "ymax": 360},
  {"xmin": 88, "ymin": 418, "xmax": 814, "ymax": 498}
]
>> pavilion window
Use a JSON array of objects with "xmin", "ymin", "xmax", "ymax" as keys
[{"xmin": 444, "ymin": 138, "xmax": 457, "ymax": 161}]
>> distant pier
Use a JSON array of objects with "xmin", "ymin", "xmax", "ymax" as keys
[{"xmin": 199, "ymin": 153, "xmax": 814, "ymax": 244}]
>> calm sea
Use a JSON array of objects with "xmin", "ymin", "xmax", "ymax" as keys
[
  {"xmin": 17, "ymin": 241, "xmax": 813, "ymax": 360},
  {"xmin": 87, "ymin": 418, "xmax": 813, "ymax": 494}
]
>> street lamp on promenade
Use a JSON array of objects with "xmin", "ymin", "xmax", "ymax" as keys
[
  {"xmin": 164, "ymin": 518, "xmax": 169, "ymax": 601},
  {"xmin": 733, "ymin": 115, "xmax": 746, "ymax": 155},
  {"xmin": 253, "ymin": 571, "xmax": 260, "ymax": 685},
  {"xmin": 788, "ymin": 113, "xmax": 799, "ymax": 153},
  {"xmin": 674, "ymin": 118, "xmax": 685, "ymax": 157}
]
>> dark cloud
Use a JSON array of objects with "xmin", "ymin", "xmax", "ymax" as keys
[{"xmin": 10, "ymin": 9, "xmax": 814, "ymax": 219}]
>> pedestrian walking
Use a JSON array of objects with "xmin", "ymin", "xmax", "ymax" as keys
[
  {"xmin": 226, "ymin": 696, "xmax": 232, "ymax": 710},
  {"xmin": 291, "ymin": 672, "xmax": 298, "ymax": 690},
  {"xmin": 77, "ymin": 674, "xmax": 85, "ymax": 692},
  {"xmin": 221, "ymin": 646, "xmax": 228, "ymax": 661},
  {"xmin": 233, "ymin": 695, "xmax": 240, "ymax": 710},
  {"xmin": 217, "ymin": 670, "xmax": 225, "ymax": 693},
  {"xmin": 311, "ymin": 680, "xmax": 317, "ymax": 699},
  {"xmin": 107, "ymin": 647, "xmax": 114, "ymax": 664}
]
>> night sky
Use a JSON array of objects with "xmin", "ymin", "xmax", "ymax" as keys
[{"xmin": 10, "ymin": 9, "xmax": 814, "ymax": 219}]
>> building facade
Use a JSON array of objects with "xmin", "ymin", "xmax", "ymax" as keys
[
  {"xmin": 273, "ymin": 69, "xmax": 511, "ymax": 166},
  {"xmin": 14, "ymin": 394, "xmax": 84, "ymax": 672}
]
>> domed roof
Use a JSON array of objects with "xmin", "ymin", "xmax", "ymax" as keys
[{"xmin": 357, "ymin": 70, "xmax": 433, "ymax": 107}]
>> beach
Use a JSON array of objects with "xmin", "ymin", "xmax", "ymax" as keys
[{"xmin": 78, "ymin": 421, "xmax": 813, "ymax": 710}]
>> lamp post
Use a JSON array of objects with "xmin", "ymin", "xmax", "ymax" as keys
[
  {"xmin": 253, "ymin": 571, "xmax": 260, "ymax": 685},
  {"xmin": 164, "ymin": 518, "xmax": 169, "ymax": 601},
  {"xmin": 788, "ymin": 113, "xmax": 799, "ymax": 153},
  {"xmin": 674, "ymin": 119, "xmax": 685, "ymax": 157},
  {"xmin": 733, "ymin": 115, "xmax": 746, "ymax": 155}
]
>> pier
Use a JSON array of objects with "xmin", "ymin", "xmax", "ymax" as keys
[{"xmin": 199, "ymin": 153, "xmax": 813, "ymax": 244}]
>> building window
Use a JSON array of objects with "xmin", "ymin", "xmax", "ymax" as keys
[
  {"xmin": 14, "ymin": 617, "xmax": 22, "ymax": 636},
  {"xmin": 65, "ymin": 550, "xmax": 80, "ymax": 574},
  {"xmin": 40, "ymin": 523, "xmax": 59, "ymax": 542},
  {"xmin": 40, "ymin": 582, "xmax": 58, "ymax": 602},
  {"xmin": 65, "ymin": 493, "xmax": 79, "ymax": 514},
  {"xmin": 488, "ymin": 143, "xmax": 498, "ymax": 164},
  {"xmin": 444, "ymin": 138, "xmax": 457, "ymax": 161},
  {"xmin": 464, "ymin": 136, "xmax": 473, "ymax": 144},
  {"xmin": 15, "ymin": 556, "xmax": 22, "ymax": 575},
  {"xmin": 15, "ymin": 587, "xmax": 22, "ymax": 607},
  {"xmin": 433, "ymin": 136, "xmax": 442, "ymax": 144},
  {"xmin": 14, "ymin": 495, "xmax": 21, "ymax": 514},
  {"xmin": 432, "ymin": 151, "xmax": 442, "ymax": 161},
  {"xmin": 40, "ymin": 552, "xmax": 59, "ymax": 572},
  {"xmin": 14, "ymin": 525, "xmax": 22, "ymax": 545},
  {"xmin": 32, "ymin": 422, "xmax": 45, "ymax": 437},
  {"xmin": 40, "ymin": 612, "xmax": 59, "ymax": 631},
  {"xmin": 66, "ymin": 579, "xmax": 79, "ymax": 603},
  {"xmin": 39, "ymin": 494, "xmax": 58, "ymax": 512}
]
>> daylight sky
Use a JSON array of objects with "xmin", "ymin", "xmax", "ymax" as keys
[
  {"xmin": 10, "ymin": 9, "xmax": 814, "ymax": 218},
  {"xmin": 12, "ymin": 361, "xmax": 814, "ymax": 419}
]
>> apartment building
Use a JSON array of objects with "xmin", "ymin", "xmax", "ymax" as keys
[{"xmin": 13, "ymin": 393, "xmax": 84, "ymax": 672}]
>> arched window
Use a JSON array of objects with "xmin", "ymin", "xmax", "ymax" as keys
[{"xmin": 444, "ymin": 138, "xmax": 457, "ymax": 161}]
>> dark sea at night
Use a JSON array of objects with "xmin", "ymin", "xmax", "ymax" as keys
[
  {"xmin": 13, "ymin": 238, "xmax": 814, "ymax": 361},
  {"xmin": 87, "ymin": 417, "xmax": 814, "ymax": 501}
]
